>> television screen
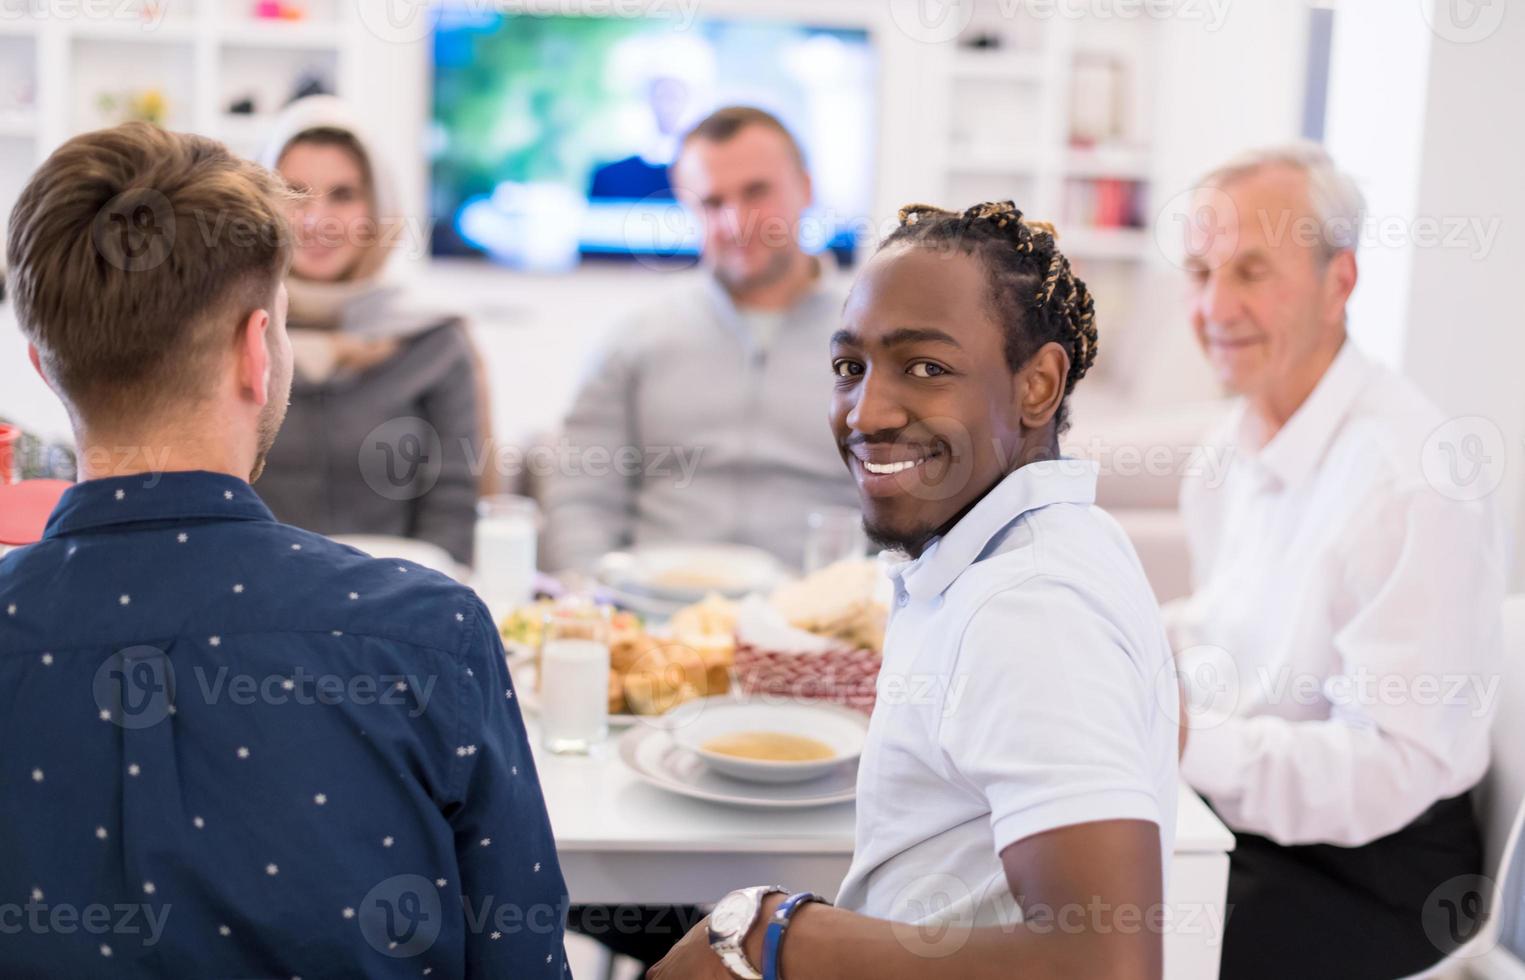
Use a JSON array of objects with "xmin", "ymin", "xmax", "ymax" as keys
[{"xmin": 430, "ymin": 8, "xmax": 877, "ymax": 270}]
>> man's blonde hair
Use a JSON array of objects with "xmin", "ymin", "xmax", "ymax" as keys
[{"xmin": 5, "ymin": 122, "xmax": 294, "ymax": 426}]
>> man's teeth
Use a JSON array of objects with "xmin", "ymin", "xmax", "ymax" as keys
[{"xmin": 862, "ymin": 458, "xmax": 926, "ymax": 475}]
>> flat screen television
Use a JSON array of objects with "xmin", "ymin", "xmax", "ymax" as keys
[{"xmin": 430, "ymin": 7, "xmax": 877, "ymax": 270}]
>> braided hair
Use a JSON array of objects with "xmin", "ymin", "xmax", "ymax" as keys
[{"xmin": 884, "ymin": 200, "xmax": 1098, "ymax": 433}]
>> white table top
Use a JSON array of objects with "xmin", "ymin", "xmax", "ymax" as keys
[{"xmin": 526, "ymin": 719, "xmax": 1235, "ymax": 856}]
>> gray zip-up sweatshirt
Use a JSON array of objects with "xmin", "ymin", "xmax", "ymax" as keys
[{"xmin": 541, "ymin": 270, "xmax": 860, "ymax": 573}]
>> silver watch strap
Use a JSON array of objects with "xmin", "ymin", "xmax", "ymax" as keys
[{"xmin": 709, "ymin": 885, "xmax": 786, "ymax": 979}]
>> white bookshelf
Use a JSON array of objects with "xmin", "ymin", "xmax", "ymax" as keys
[
  {"xmin": 0, "ymin": 0, "xmax": 363, "ymax": 244},
  {"xmin": 929, "ymin": 0, "xmax": 1159, "ymax": 266}
]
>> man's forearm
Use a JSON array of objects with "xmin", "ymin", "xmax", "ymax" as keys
[{"xmin": 740, "ymin": 895, "xmax": 1159, "ymax": 980}]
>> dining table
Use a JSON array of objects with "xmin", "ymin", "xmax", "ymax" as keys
[{"xmin": 526, "ymin": 716, "xmax": 1236, "ymax": 980}]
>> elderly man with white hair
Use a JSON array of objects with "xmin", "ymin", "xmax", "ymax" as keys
[{"xmin": 1169, "ymin": 144, "xmax": 1505, "ymax": 979}]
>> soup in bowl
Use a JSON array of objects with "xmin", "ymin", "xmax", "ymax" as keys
[{"xmin": 669, "ymin": 698, "xmax": 868, "ymax": 783}]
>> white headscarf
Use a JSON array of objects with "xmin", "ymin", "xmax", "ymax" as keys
[{"xmin": 260, "ymin": 96, "xmax": 460, "ymax": 377}]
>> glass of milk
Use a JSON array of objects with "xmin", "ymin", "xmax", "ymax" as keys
[
  {"xmin": 474, "ymin": 495, "xmax": 539, "ymax": 619},
  {"xmin": 539, "ymin": 597, "xmax": 611, "ymax": 755}
]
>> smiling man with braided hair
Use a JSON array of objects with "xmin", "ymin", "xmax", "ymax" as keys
[{"xmin": 652, "ymin": 202, "xmax": 1179, "ymax": 980}]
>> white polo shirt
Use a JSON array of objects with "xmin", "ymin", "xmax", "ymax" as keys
[{"xmin": 836, "ymin": 459, "xmax": 1179, "ymax": 928}]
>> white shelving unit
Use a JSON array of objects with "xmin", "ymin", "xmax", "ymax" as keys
[
  {"xmin": 928, "ymin": 0, "xmax": 1159, "ymax": 267},
  {"xmin": 0, "ymin": 0, "xmax": 363, "ymax": 244},
  {"xmin": 909, "ymin": 0, "xmax": 1164, "ymax": 356}
]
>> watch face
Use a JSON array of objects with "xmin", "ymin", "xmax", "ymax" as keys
[{"xmin": 711, "ymin": 893, "xmax": 750, "ymax": 935}]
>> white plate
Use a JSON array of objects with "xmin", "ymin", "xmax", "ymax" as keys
[
  {"xmin": 617, "ymin": 716, "xmax": 860, "ymax": 809},
  {"xmin": 506, "ymin": 657, "xmax": 639, "ymax": 728},
  {"xmin": 596, "ymin": 544, "xmax": 785, "ymax": 604},
  {"xmin": 668, "ymin": 698, "xmax": 868, "ymax": 784}
]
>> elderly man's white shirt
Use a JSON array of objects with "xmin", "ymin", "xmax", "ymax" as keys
[{"xmin": 1171, "ymin": 341, "xmax": 1506, "ymax": 846}]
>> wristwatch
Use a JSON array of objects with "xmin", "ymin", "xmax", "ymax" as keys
[{"xmin": 708, "ymin": 885, "xmax": 786, "ymax": 979}]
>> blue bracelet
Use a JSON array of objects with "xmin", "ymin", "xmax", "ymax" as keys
[{"xmin": 762, "ymin": 891, "xmax": 829, "ymax": 980}]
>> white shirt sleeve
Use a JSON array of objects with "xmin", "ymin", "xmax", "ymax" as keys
[
  {"xmin": 939, "ymin": 578, "xmax": 1171, "ymax": 855},
  {"xmin": 1181, "ymin": 485, "xmax": 1504, "ymax": 846}
]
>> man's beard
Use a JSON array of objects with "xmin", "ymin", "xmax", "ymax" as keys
[
  {"xmin": 249, "ymin": 374, "xmax": 291, "ymax": 484},
  {"xmin": 714, "ymin": 248, "xmax": 795, "ymax": 298},
  {"xmin": 862, "ymin": 516, "xmax": 938, "ymax": 560}
]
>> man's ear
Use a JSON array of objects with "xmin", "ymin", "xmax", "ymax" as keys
[
  {"xmin": 1017, "ymin": 341, "xmax": 1070, "ymax": 430},
  {"xmin": 1326, "ymin": 249, "xmax": 1358, "ymax": 321},
  {"xmin": 238, "ymin": 307, "xmax": 273, "ymax": 408},
  {"xmin": 26, "ymin": 344, "xmax": 54, "ymax": 393}
]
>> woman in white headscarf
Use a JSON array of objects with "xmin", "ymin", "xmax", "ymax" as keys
[{"xmin": 255, "ymin": 96, "xmax": 492, "ymax": 565}]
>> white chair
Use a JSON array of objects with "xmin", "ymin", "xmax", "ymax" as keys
[
  {"xmin": 1393, "ymin": 793, "xmax": 1525, "ymax": 979},
  {"xmin": 1399, "ymin": 596, "xmax": 1525, "ymax": 980}
]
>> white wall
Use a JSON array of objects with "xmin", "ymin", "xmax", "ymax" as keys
[
  {"xmin": 1323, "ymin": 0, "xmax": 1435, "ymax": 370},
  {"xmin": 1325, "ymin": 0, "xmax": 1525, "ymax": 583}
]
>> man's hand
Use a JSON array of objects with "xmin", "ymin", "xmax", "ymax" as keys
[
  {"xmin": 648, "ymin": 915, "xmax": 730, "ymax": 980},
  {"xmin": 652, "ymin": 892, "xmax": 787, "ymax": 980}
]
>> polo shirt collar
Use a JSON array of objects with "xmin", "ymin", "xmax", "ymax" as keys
[
  {"xmin": 899, "ymin": 457, "xmax": 1099, "ymax": 602},
  {"xmin": 1244, "ymin": 340, "xmax": 1371, "ymax": 491},
  {"xmin": 42, "ymin": 470, "xmax": 275, "ymax": 540}
]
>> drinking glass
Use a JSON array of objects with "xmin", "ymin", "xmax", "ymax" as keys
[
  {"xmin": 0, "ymin": 424, "xmax": 20, "ymax": 486},
  {"xmin": 803, "ymin": 506, "xmax": 868, "ymax": 574},
  {"xmin": 539, "ymin": 597, "xmax": 611, "ymax": 755},
  {"xmin": 473, "ymin": 495, "xmax": 539, "ymax": 615}
]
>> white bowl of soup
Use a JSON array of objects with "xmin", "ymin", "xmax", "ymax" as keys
[{"xmin": 668, "ymin": 698, "xmax": 868, "ymax": 783}]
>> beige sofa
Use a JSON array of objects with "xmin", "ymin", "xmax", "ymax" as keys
[{"xmin": 1063, "ymin": 393, "xmax": 1230, "ymax": 603}]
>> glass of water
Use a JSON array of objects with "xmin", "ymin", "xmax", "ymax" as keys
[
  {"xmin": 539, "ymin": 596, "xmax": 611, "ymax": 755},
  {"xmin": 803, "ymin": 506, "xmax": 868, "ymax": 574}
]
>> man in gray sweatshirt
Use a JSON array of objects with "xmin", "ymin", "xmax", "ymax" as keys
[{"xmin": 542, "ymin": 106, "xmax": 860, "ymax": 574}]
